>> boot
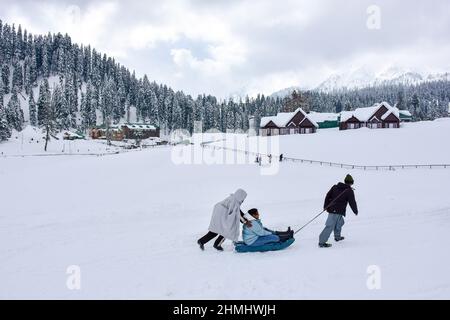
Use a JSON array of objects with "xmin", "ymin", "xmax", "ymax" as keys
[
  {"xmin": 319, "ymin": 243, "xmax": 332, "ymax": 248},
  {"xmin": 197, "ymin": 240, "xmax": 204, "ymax": 251},
  {"xmin": 275, "ymin": 227, "xmax": 294, "ymax": 242},
  {"xmin": 213, "ymin": 245, "xmax": 224, "ymax": 251},
  {"xmin": 335, "ymin": 236, "xmax": 345, "ymax": 242}
]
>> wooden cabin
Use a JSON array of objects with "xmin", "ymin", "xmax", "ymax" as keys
[
  {"xmin": 121, "ymin": 124, "xmax": 160, "ymax": 140},
  {"xmin": 90, "ymin": 124, "xmax": 159, "ymax": 141},
  {"xmin": 339, "ymin": 102, "xmax": 400, "ymax": 130},
  {"xmin": 260, "ymin": 108, "xmax": 318, "ymax": 136}
]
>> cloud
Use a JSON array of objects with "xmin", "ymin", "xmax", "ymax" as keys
[{"xmin": 1, "ymin": 0, "xmax": 449, "ymax": 98}]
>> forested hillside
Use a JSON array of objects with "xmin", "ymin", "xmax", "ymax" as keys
[{"xmin": 0, "ymin": 19, "xmax": 449, "ymax": 142}]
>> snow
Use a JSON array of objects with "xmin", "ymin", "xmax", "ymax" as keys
[
  {"xmin": 260, "ymin": 113, "xmax": 294, "ymax": 128},
  {"xmin": 308, "ymin": 111, "xmax": 339, "ymax": 123},
  {"xmin": 399, "ymin": 110, "xmax": 412, "ymax": 117},
  {"xmin": 0, "ymin": 126, "xmax": 122, "ymax": 156},
  {"xmin": 260, "ymin": 108, "xmax": 318, "ymax": 128},
  {"xmin": 340, "ymin": 102, "xmax": 398, "ymax": 122},
  {"xmin": 315, "ymin": 66, "xmax": 448, "ymax": 92},
  {"xmin": 0, "ymin": 126, "xmax": 164, "ymax": 156},
  {"xmin": 1, "ymin": 120, "xmax": 450, "ymax": 299},
  {"xmin": 123, "ymin": 124, "xmax": 157, "ymax": 130}
]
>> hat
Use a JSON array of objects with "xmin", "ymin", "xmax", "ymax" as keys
[
  {"xmin": 247, "ymin": 208, "xmax": 259, "ymax": 217},
  {"xmin": 344, "ymin": 174, "xmax": 354, "ymax": 185}
]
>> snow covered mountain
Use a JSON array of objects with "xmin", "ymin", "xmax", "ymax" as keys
[
  {"xmin": 269, "ymin": 86, "xmax": 305, "ymax": 99},
  {"xmin": 268, "ymin": 66, "xmax": 450, "ymax": 97},
  {"xmin": 315, "ymin": 66, "xmax": 450, "ymax": 92}
]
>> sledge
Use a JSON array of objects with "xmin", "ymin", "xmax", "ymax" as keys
[{"xmin": 234, "ymin": 238, "xmax": 295, "ymax": 253}]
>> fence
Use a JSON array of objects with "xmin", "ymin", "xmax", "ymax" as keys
[{"xmin": 200, "ymin": 143, "xmax": 450, "ymax": 171}]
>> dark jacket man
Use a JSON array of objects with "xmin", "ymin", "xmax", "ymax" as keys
[
  {"xmin": 324, "ymin": 182, "xmax": 358, "ymax": 216},
  {"xmin": 319, "ymin": 174, "xmax": 358, "ymax": 248}
]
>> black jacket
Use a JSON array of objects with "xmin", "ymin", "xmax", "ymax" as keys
[{"xmin": 324, "ymin": 183, "xmax": 358, "ymax": 216}]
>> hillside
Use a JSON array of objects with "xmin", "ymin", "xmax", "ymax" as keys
[
  {"xmin": 1, "ymin": 19, "xmax": 450, "ymax": 145},
  {"xmin": 1, "ymin": 119, "xmax": 449, "ymax": 299}
]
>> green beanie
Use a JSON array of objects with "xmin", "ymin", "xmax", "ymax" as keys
[{"xmin": 344, "ymin": 174, "xmax": 354, "ymax": 185}]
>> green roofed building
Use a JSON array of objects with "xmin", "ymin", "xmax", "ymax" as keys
[
  {"xmin": 399, "ymin": 110, "xmax": 413, "ymax": 122},
  {"xmin": 308, "ymin": 112, "xmax": 340, "ymax": 129}
]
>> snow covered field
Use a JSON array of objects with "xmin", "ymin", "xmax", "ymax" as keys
[{"xmin": 1, "ymin": 120, "xmax": 450, "ymax": 299}]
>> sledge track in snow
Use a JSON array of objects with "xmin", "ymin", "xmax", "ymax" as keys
[{"xmin": 200, "ymin": 142, "xmax": 450, "ymax": 171}]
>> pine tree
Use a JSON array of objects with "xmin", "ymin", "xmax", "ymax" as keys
[
  {"xmin": 1, "ymin": 64, "xmax": 10, "ymax": 93},
  {"xmin": 83, "ymin": 82, "xmax": 97, "ymax": 129},
  {"xmin": 29, "ymin": 89, "xmax": 37, "ymax": 126},
  {"xmin": 396, "ymin": 90, "xmax": 405, "ymax": 110},
  {"xmin": 410, "ymin": 94, "xmax": 420, "ymax": 121},
  {"xmin": 24, "ymin": 56, "xmax": 32, "ymax": 94},
  {"xmin": 100, "ymin": 77, "xmax": 118, "ymax": 145},
  {"xmin": 6, "ymin": 93, "xmax": 24, "ymax": 131},
  {"xmin": 37, "ymin": 79, "xmax": 50, "ymax": 126},
  {"xmin": 30, "ymin": 42, "xmax": 38, "ymax": 85},
  {"xmin": 334, "ymin": 100, "xmax": 343, "ymax": 113},
  {"xmin": 11, "ymin": 59, "xmax": 23, "ymax": 93}
]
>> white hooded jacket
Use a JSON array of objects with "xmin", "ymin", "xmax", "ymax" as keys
[{"xmin": 208, "ymin": 189, "xmax": 247, "ymax": 241}]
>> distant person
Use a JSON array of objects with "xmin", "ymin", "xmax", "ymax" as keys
[
  {"xmin": 318, "ymin": 174, "xmax": 358, "ymax": 248},
  {"xmin": 198, "ymin": 189, "xmax": 250, "ymax": 251},
  {"xmin": 279, "ymin": 154, "xmax": 284, "ymax": 162},
  {"xmin": 243, "ymin": 209, "xmax": 293, "ymax": 246},
  {"xmin": 268, "ymin": 154, "xmax": 272, "ymax": 164}
]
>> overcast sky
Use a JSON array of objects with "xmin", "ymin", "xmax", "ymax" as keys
[{"xmin": 1, "ymin": 0, "xmax": 449, "ymax": 98}]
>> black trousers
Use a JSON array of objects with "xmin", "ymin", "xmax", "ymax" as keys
[{"xmin": 198, "ymin": 231, "xmax": 225, "ymax": 247}]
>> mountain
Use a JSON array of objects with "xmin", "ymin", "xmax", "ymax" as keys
[
  {"xmin": 267, "ymin": 66, "xmax": 442, "ymax": 97},
  {"xmin": 269, "ymin": 86, "xmax": 305, "ymax": 99},
  {"xmin": 315, "ymin": 66, "xmax": 450, "ymax": 93}
]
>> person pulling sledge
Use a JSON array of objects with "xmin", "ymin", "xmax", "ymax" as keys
[
  {"xmin": 197, "ymin": 189, "xmax": 251, "ymax": 251},
  {"xmin": 243, "ymin": 208, "xmax": 293, "ymax": 246},
  {"xmin": 318, "ymin": 174, "xmax": 358, "ymax": 248}
]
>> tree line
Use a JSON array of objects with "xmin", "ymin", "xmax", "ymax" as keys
[{"xmin": 1, "ymin": 19, "xmax": 449, "ymax": 142}]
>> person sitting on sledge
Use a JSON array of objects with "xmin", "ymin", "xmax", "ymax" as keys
[{"xmin": 242, "ymin": 208, "xmax": 293, "ymax": 246}]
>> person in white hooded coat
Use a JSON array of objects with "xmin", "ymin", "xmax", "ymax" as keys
[{"xmin": 198, "ymin": 189, "xmax": 249, "ymax": 251}]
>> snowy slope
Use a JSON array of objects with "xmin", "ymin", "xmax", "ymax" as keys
[
  {"xmin": 316, "ymin": 67, "xmax": 450, "ymax": 93},
  {"xmin": 1, "ymin": 120, "xmax": 450, "ymax": 299},
  {"xmin": 0, "ymin": 126, "xmax": 122, "ymax": 156}
]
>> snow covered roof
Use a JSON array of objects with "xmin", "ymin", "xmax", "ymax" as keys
[
  {"xmin": 64, "ymin": 131, "xmax": 83, "ymax": 138},
  {"xmin": 260, "ymin": 108, "xmax": 318, "ymax": 128},
  {"xmin": 308, "ymin": 112, "xmax": 339, "ymax": 123},
  {"xmin": 340, "ymin": 105, "xmax": 380, "ymax": 122},
  {"xmin": 381, "ymin": 107, "xmax": 400, "ymax": 120},
  {"xmin": 122, "ymin": 124, "xmax": 157, "ymax": 130},
  {"xmin": 399, "ymin": 110, "xmax": 412, "ymax": 117},
  {"xmin": 340, "ymin": 102, "xmax": 399, "ymax": 122},
  {"xmin": 260, "ymin": 112, "xmax": 295, "ymax": 128}
]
